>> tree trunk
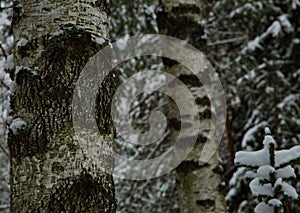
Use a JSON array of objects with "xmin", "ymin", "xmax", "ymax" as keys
[
  {"xmin": 156, "ymin": 0, "xmax": 226, "ymax": 212},
  {"xmin": 9, "ymin": 0, "xmax": 116, "ymax": 212}
]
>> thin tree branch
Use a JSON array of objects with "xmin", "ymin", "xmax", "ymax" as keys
[
  {"xmin": 207, "ymin": 36, "xmax": 247, "ymax": 46},
  {"xmin": 0, "ymin": 142, "xmax": 9, "ymax": 157},
  {"xmin": 0, "ymin": 77, "xmax": 10, "ymax": 90},
  {"xmin": 0, "ymin": 44, "xmax": 7, "ymax": 59}
]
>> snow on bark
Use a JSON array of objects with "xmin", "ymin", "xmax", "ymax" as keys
[{"xmin": 9, "ymin": 118, "xmax": 27, "ymax": 134}]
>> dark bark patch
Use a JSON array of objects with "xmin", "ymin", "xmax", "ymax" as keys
[
  {"xmin": 196, "ymin": 135, "xmax": 208, "ymax": 145},
  {"xmin": 15, "ymin": 66, "xmax": 41, "ymax": 85},
  {"xmin": 161, "ymin": 57, "xmax": 179, "ymax": 67},
  {"xmin": 156, "ymin": 2, "xmax": 206, "ymax": 51},
  {"xmin": 8, "ymin": 122, "xmax": 49, "ymax": 163},
  {"xmin": 47, "ymin": 173, "xmax": 116, "ymax": 212},
  {"xmin": 95, "ymin": 72, "xmax": 116, "ymax": 135},
  {"xmin": 178, "ymin": 74, "xmax": 202, "ymax": 87},
  {"xmin": 176, "ymin": 160, "xmax": 208, "ymax": 176},
  {"xmin": 171, "ymin": 4, "xmax": 201, "ymax": 14},
  {"xmin": 51, "ymin": 162, "xmax": 64, "ymax": 173},
  {"xmin": 199, "ymin": 108, "xmax": 211, "ymax": 119},
  {"xmin": 195, "ymin": 96, "xmax": 210, "ymax": 106},
  {"xmin": 196, "ymin": 199, "xmax": 215, "ymax": 209},
  {"xmin": 12, "ymin": 2, "xmax": 23, "ymax": 25},
  {"xmin": 169, "ymin": 118, "xmax": 181, "ymax": 131}
]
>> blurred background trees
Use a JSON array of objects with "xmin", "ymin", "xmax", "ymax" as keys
[{"xmin": 207, "ymin": 1, "xmax": 300, "ymax": 212}]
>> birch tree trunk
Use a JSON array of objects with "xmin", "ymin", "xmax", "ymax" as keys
[
  {"xmin": 156, "ymin": 0, "xmax": 226, "ymax": 212},
  {"xmin": 9, "ymin": 0, "xmax": 116, "ymax": 212}
]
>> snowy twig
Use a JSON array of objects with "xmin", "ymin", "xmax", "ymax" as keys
[
  {"xmin": 146, "ymin": 130, "xmax": 169, "ymax": 160},
  {"xmin": 0, "ymin": 77, "xmax": 10, "ymax": 90},
  {"xmin": 207, "ymin": 36, "xmax": 247, "ymax": 46},
  {"xmin": 129, "ymin": 84, "xmax": 166, "ymax": 114},
  {"xmin": 0, "ymin": 142, "xmax": 9, "ymax": 157},
  {"xmin": 0, "ymin": 44, "xmax": 7, "ymax": 59}
]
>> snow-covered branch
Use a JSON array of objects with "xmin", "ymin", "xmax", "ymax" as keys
[{"xmin": 234, "ymin": 127, "xmax": 299, "ymax": 213}]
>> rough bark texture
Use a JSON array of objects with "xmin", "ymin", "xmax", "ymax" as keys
[
  {"xmin": 9, "ymin": 0, "xmax": 116, "ymax": 212},
  {"xmin": 156, "ymin": 0, "xmax": 226, "ymax": 212}
]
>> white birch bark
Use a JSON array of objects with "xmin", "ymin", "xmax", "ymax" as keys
[{"xmin": 156, "ymin": 0, "xmax": 227, "ymax": 212}]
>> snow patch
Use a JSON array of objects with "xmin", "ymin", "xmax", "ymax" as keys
[
  {"xmin": 268, "ymin": 198, "xmax": 282, "ymax": 207},
  {"xmin": 263, "ymin": 135, "xmax": 276, "ymax": 148},
  {"xmin": 250, "ymin": 178, "xmax": 274, "ymax": 197},
  {"xmin": 257, "ymin": 165, "xmax": 275, "ymax": 180},
  {"xmin": 275, "ymin": 145, "xmax": 300, "ymax": 167},
  {"xmin": 268, "ymin": 21, "xmax": 281, "ymax": 37},
  {"xmin": 292, "ymin": 0, "xmax": 300, "ymax": 9},
  {"xmin": 4, "ymin": 54, "xmax": 14, "ymax": 71},
  {"xmin": 9, "ymin": 118, "xmax": 27, "ymax": 134},
  {"xmin": 16, "ymin": 38, "xmax": 28, "ymax": 47},
  {"xmin": 279, "ymin": 15, "xmax": 293, "ymax": 33},
  {"xmin": 244, "ymin": 37, "xmax": 263, "ymax": 51},
  {"xmin": 235, "ymin": 149, "xmax": 269, "ymax": 168},
  {"xmin": 93, "ymin": 37, "xmax": 106, "ymax": 45},
  {"xmin": 241, "ymin": 122, "xmax": 267, "ymax": 149},
  {"xmin": 275, "ymin": 178, "xmax": 298, "ymax": 199},
  {"xmin": 277, "ymin": 165, "xmax": 296, "ymax": 179},
  {"xmin": 116, "ymin": 34, "xmax": 130, "ymax": 50},
  {"xmin": 254, "ymin": 202, "xmax": 274, "ymax": 213}
]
